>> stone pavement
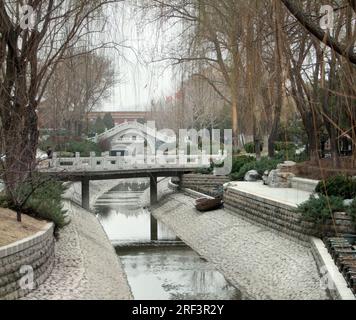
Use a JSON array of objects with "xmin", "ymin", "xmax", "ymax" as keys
[
  {"xmin": 22, "ymin": 198, "xmax": 132, "ymax": 300},
  {"xmin": 151, "ymin": 182, "xmax": 329, "ymax": 300}
]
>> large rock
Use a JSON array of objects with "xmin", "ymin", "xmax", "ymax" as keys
[
  {"xmin": 267, "ymin": 169, "xmax": 295, "ymax": 188},
  {"xmin": 244, "ymin": 170, "xmax": 261, "ymax": 182}
]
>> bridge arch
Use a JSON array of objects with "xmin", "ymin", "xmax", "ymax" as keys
[{"xmin": 91, "ymin": 121, "xmax": 174, "ymax": 155}]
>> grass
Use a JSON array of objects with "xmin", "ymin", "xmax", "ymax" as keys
[{"xmin": 0, "ymin": 208, "xmax": 47, "ymax": 247}]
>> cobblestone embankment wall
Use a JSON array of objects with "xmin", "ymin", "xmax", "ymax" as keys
[
  {"xmin": 224, "ymin": 187, "xmax": 315, "ymax": 243},
  {"xmin": 0, "ymin": 223, "xmax": 55, "ymax": 300},
  {"xmin": 151, "ymin": 181, "xmax": 329, "ymax": 300},
  {"xmin": 224, "ymin": 187, "xmax": 355, "ymax": 244},
  {"xmin": 168, "ymin": 179, "xmax": 354, "ymax": 299},
  {"xmin": 181, "ymin": 174, "xmax": 230, "ymax": 196},
  {"xmin": 21, "ymin": 183, "xmax": 133, "ymax": 300}
]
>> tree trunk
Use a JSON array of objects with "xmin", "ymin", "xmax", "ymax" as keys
[
  {"xmin": 304, "ymin": 113, "xmax": 320, "ymax": 163},
  {"xmin": 269, "ymin": 0, "xmax": 283, "ymax": 159},
  {"xmin": 327, "ymin": 124, "xmax": 340, "ymax": 168},
  {"xmin": 231, "ymin": 98, "xmax": 239, "ymax": 154},
  {"xmin": 253, "ymin": 116, "xmax": 262, "ymax": 161}
]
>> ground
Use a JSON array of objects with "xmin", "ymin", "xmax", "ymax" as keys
[
  {"xmin": 0, "ymin": 208, "xmax": 47, "ymax": 247},
  {"xmin": 151, "ymin": 182, "xmax": 330, "ymax": 300}
]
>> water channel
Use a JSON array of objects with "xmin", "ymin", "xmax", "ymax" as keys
[{"xmin": 94, "ymin": 179, "xmax": 240, "ymax": 300}]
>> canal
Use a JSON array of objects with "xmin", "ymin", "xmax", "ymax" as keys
[{"xmin": 94, "ymin": 179, "xmax": 240, "ymax": 300}]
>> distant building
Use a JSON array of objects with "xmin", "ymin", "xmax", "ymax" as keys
[{"xmin": 87, "ymin": 111, "xmax": 150, "ymax": 126}]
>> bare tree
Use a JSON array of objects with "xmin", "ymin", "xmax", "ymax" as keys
[
  {"xmin": 39, "ymin": 51, "xmax": 116, "ymax": 135},
  {"xmin": 0, "ymin": 0, "xmax": 122, "ymax": 221},
  {"xmin": 280, "ymin": 0, "xmax": 356, "ymax": 65}
]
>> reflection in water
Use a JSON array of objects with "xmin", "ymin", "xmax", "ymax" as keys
[
  {"xmin": 95, "ymin": 180, "xmax": 240, "ymax": 300},
  {"xmin": 95, "ymin": 184, "xmax": 177, "ymax": 244},
  {"xmin": 117, "ymin": 247, "xmax": 240, "ymax": 300}
]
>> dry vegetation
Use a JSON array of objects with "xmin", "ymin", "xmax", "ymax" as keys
[{"xmin": 0, "ymin": 208, "xmax": 47, "ymax": 247}]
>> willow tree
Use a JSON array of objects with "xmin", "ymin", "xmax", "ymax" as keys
[
  {"xmin": 0, "ymin": 0, "xmax": 121, "ymax": 220},
  {"xmin": 138, "ymin": 0, "xmax": 251, "ymax": 152},
  {"xmin": 281, "ymin": 0, "xmax": 356, "ymax": 165}
]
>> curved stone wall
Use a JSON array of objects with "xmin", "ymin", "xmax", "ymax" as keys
[{"xmin": 0, "ymin": 223, "xmax": 55, "ymax": 300}]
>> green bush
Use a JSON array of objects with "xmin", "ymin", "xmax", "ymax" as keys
[
  {"xmin": 231, "ymin": 157, "xmax": 281, "ymax": 181},
  {"xmin": 231, "ymin": 156, "xmax": 255, "ymax": 174},
  {"xmin": 57, "ymin": 151, "xmax": 75, "ymax": 158},
  {"xmin": 347, "ymin": 198, "xmax": 356, "ymax": 228},
  {"xmin": 274, "ymin": 141, "xmax": 296, "ymax": 152},
  {"xmin": 196, "ymin": 166, "xmax": 214, "ymax": 175},
  {"xmin": 296, "ymin": 195, "xmax": 345, "ymax": 226},
  {"xmin": 315, "ymin": 175, "xmax": 356, "ymax": 199},
  {"xmin": 40, "ymin": 137, "xmax": 103, "ymax": 157},
  {"xmin": 244, "ymin": 142, "xmax": 263, "ymax": 154},
  {"xmin": 64, "ymin": 140, "xmax": 102, "ymax": 157},
  {"xmin": 231, "ymin": 161, "xmax": 258, "ymax": 181},
  {"xmin": 0, "ymin": 180, "xmax": 68, "ymax": 228}
]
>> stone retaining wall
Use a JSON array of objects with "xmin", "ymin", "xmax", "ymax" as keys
[
  {"xmin": 224, "ymin": 188, "xmax": 355, "ymax": 243},
  {"xmin": 0, "ymin": 223, "xmax": 55, "ymax": 300},
  {"xmin": 224, "ymin": 187, "xmax": 317, "ymax": 243},
  {"xmin": 310, "ymin": 237, "xmax": 356, "ymax": 300},
  {"xmin": 182, "ymin": 174, "xmax": 230, "ymax": 196}
]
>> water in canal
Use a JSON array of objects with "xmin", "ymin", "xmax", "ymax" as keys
[{"xmin": 95, "ymin": 180, "xmax": 240, "ymax": 300}]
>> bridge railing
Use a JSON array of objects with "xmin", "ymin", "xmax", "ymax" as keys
[{"xmin": 49, "ymin": 152, "xmax": 226, "ymax": 171}]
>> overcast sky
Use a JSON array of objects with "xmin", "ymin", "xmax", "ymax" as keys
[{"xmin": 99, "ymin": 2, "xmax": 179, "ymax": 112}]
